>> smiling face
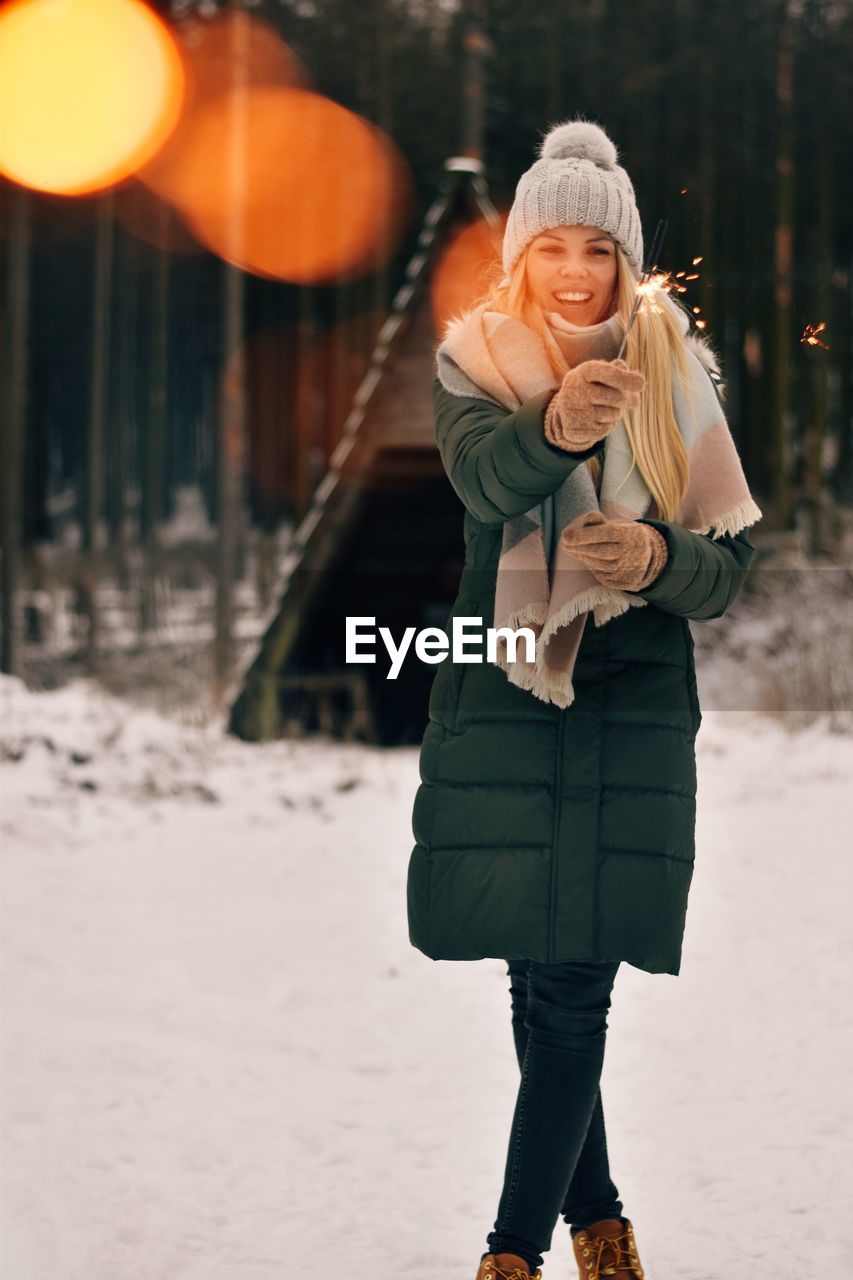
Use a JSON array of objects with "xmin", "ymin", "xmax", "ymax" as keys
[{"xmin": 525, "ymin": 224, "xmax": 619, "ymax": 326}]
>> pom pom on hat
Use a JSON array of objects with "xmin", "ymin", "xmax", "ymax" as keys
[
  {"xmin": 502, "ymin": 117, "xmax": 643, "ymax": 278},
  {"xmin": 539, "ymin": 120, "xmax": 618, "ymax": 168}
]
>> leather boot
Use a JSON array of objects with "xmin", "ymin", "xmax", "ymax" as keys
[
  {"xmin": 571, "ymin": 1217, "xmax": 644, "ymax": 1279},
  {"xmin": 476, "ymin": 1252, "xmax": 543, "ymax": 1280}
]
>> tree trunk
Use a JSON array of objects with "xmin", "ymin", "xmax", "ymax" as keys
[
  {"xmin": 1, "ymin": 187, "xmax": 31, "ymax": 677},
  {"xmin": 80, "ymin": 191, "xmax": 114, "ymax": 673},
  {"xmin": 698, "ymin": 40, "xmax": 717, "ymax": 338},
  {"xmin": 833, "ymin": 254, "xmax": 853, "ymax": 505},
  {"xmin": 803, "ymin": 124, "xmax": 832, "ymax": 552},
  {"xmin": 140, "ymin": 203, "xmax": 170, "ymax": 633},
  {"xmin": 770, "ymin": 5, "xmax": 795, "ymax": 529},
  {"xmin": 214, "ymin": 4, "xmax": 249, "ymax": 702}
]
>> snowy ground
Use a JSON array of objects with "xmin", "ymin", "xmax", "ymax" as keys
[{"xmin": 2, "ymin": 673, "xmax": 852, "ymax": 1280}]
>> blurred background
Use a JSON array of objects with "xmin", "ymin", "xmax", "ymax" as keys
[{"xmin": 1, "ymin": 0, "xmax": 851, "ymax": 739}]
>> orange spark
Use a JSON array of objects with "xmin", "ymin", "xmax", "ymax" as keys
[
  {"xmin": 633, "ymin": 257, "xmax": 706, "ymax": 329},
  {"xmin": 635, "ymin": 271, "xmax": 675, "ymax": 313},
  {"xmin": 800, "ymin": 322, "xmax": 829, "ymax": 350}
]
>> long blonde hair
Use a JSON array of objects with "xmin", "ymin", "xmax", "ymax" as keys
[{"xmin": 444, "ymin": 241, "xmax": 692, "ymax": 521}]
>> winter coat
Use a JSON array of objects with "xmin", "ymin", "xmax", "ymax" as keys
[{"xmin": 406, "ymin": 379, "xmax": 756, "ymax": 976}]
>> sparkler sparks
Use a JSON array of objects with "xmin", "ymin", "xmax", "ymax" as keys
[
  {"xmin": 801, "ymin": 321, "xmax": 829, "ymax": 350},
  {"xmin": 615, "ymin": 219, "xmax": 668, "ymax": 359},
  {"xmin": 635, "ymin": 271, "xmax": 674, "ymax": 310},
  {"xmin": 619, "ymin": 256, "xmax": 708, "ymax": 349},
  {"xmin": 616, "ymin": 219, "xmax": 711, "ymax": 358}
]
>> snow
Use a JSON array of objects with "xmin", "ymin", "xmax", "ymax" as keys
[{"xmin": 2, "ymin": 673, "xmax": 852, "ymax": 1279}]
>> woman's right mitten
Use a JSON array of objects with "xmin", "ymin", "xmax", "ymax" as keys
[{"xmin": 544, "ymin": 358, "xmax": 646, "ymax": 452}]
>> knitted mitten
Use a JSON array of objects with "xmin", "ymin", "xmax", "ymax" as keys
[
  {"xmin": 560, "ymin": 510, "xmax": 668, "ymax": 591},
  {"xmin": 544, "ymin": 358, "xmax": 645, "ymax": 452}
]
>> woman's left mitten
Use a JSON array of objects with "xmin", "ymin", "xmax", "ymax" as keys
[{"xmin": 561, "ymin": 514, "xmax": 668, "ymax": 591}]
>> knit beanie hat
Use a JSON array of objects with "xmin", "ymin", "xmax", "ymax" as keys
[{"xmin": 501, "ymin": 120, "xmax": 644, "ymax": 282}]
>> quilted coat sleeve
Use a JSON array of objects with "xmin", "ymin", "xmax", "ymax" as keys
[
  {"xmin": 432, "ymin": 378, "xmax": 605, "ymax": 524},
  {"xmin": 631, "ymin": 516, "xmax": 756, "ymax": 620}
]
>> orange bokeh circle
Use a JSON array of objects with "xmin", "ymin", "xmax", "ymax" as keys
[
  {"xmin": 0, "ymin": 0, "xmax": 184, "ymax": 196},
  {"xmin": 114, "ymin": 179, "xmax": 202, "ymax": 255},
  {"xmin": 430, "ymin": 213, "xmax": 508, "ymax": 338},
  {"xmin": 140, "ymin": 11, "xmax": 310, "ymax": 211},
  {"xmin": 154, "ymin": 87, "xmax": 412, "ymax": 284},
  {"xmin": 175, "ymin": 10, "xmax": 309, "ymax": 104}
]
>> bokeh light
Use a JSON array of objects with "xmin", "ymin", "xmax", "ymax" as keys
[
  {"xmin": 140, "ymin": 11, "xmax": 310, "ymax": 211},
  {"xmin": 137, "ymin": 16, "xmax": 411, "ymax": 280},
  {"xmin": 114, "ymin": 179, "xmax": 202, "ymax": 255},
  {"xmin": 149, "ymin": 87, "xmax": 413, "ymax": 284},
  {"xmin": 0, "ymin": 0, "xmax": 184, "ymax": 196},
  {"xmin": 430, "ymin": 213, "xmax": 508, "ymax": 338},
  {"xmin": 177, "ymin": 10, "xmax": 309, "ymax": 103}
]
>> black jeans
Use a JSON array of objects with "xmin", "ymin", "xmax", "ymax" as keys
[{"xmin": 485, "ymin": 958, "xmax": 624, "ymax": 1272}]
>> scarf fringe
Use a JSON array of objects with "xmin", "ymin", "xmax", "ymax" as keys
[
  {"xmin": 592, "ymin": 592, "xmax": 649, "ymax": 627},
  {"xmin": 491, "ymin": 585, "xmax": 650, "ymax": 711},
  {"xmin": 493, "ymin": 652, "xmax": 578, "ymax": 710},
  {"xmin": 692, "ymin": 496, "xmax": 763, "ymax": 540},
  {"xmin": 495, "ymin": 600, "xmax": 549, "ymax": 634},
  {"xmin": 539, "ymin": 584, "xmax": 632, "ymax": 645}
]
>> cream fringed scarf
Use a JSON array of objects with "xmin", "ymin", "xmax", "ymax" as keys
[{"xmin": 435, "ymin": 297, "xmax": 763, "ymax": 709}]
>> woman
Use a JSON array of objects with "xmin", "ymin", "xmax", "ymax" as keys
[{"xmin": 406, "ymin": 121, "xmax": 762, "ymax": 1280}]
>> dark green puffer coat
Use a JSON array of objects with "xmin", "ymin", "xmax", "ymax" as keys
[{"xmin": 406, "ymin": 379, "xmax": 755, "ymax": 976}]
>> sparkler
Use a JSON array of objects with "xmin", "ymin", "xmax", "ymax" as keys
[
  {"xmin": 616, "ymin": 219, "xmax": 669, "ymax": 359},
  {"xmin": 801, "ymin": 321, "xmax": 829, "ymax": 350}
]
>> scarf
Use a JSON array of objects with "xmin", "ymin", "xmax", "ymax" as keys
[{"xmin": 435, "ymin": 296, "xmax": 763, "ymax": 709}]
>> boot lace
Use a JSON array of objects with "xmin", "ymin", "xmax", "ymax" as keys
[
  {"xmin": 483, "ymin": 1261, "xmax": 542, "ymax": 1280},
  {"xmin": 576, "ymin": 1224, "xmax": 643, "ymax": 1278}
]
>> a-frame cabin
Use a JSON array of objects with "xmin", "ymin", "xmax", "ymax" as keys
[{"xmin": 227, "ymin": 157, "xmax": 502, "ymax": 746}]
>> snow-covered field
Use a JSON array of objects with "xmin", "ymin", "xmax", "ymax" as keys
[{"xmin": 2, "ymin": 673, "xmax": 852, "ymax": 1279}]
